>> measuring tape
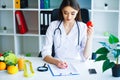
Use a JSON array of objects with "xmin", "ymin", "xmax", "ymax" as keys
[{"xmin": 24, "ymin": 60, "xmax": 35, "ymax": 77}]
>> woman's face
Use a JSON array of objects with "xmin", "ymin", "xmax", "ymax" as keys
[{"xmin": 62, "ymin": 6, "xmax": 78, "ymax": 22}]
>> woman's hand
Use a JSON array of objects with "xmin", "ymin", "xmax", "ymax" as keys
[
  {"xmin": 56, "ymin": 60, "xmax": 68, "ymax": 69},
  {"xmin": 87, "ymin": 26, "xmax": 94, "ymax": 40},
  {"xmin": 86, "ymin": 21, "xmax": 94, "ymax": 40}
]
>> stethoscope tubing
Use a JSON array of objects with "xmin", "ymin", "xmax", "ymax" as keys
[{"xmin": 53, "ymin": 21, "xmax": 80, "ymax": 46}]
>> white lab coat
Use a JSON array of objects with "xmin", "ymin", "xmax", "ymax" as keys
[{"xmin": 42, "ymin": 21, "xmax": 87, "ymax": 61}]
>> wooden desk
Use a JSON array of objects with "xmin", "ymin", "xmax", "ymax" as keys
[{"xmin": 0, "ymin": 57, "xmax": 120, "ymax": 80}]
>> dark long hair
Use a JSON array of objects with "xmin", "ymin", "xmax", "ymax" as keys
[{"xmin": 59, "ymin": 0, "xmax": 82, "ymax": 21}]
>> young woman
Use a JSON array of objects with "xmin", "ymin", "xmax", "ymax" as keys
[{"xmin": 41, "ymin": 0, "xmax": 94, "ymax": 69}]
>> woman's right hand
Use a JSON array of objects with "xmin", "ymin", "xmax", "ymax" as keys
[
  {"xmin": 43, "ymin": 55, "xmax": 68, "ymax": 69},
  {"xmin": 56, "ymin": 60, "xmax": 68, "ymax": 69}
]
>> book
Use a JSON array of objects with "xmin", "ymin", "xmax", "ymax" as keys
[{"xmin": 48, "ymin": 63, "xmax": 80, "ymax": 76}]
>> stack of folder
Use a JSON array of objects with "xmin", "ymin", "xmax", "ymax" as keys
[{"xmin": 15, "ymin": 0, "xmax": 28, "ymax": 9}]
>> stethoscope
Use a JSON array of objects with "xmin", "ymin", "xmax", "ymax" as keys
[{"xmin": 53, "ymin": 21, "xmax": 80, "ymax": 46}]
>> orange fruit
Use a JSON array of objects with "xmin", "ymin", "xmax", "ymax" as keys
[
  {"xmin": 0, "ymin": 62, "xmax": 6, "ymax": 70},
  {"xmin": 18, "ymin": 58, "xmax": 24, "ymax": 70},
  {"xmin": 7, "ymin": 66, "xmax": 18, "ymax": 74}
]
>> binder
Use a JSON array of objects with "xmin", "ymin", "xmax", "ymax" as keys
[
  {"xmin": 44, "ymin": 0, "xmax": 50, "ymax": 9},
  {"xmin": 15, "ymin": 11, "xmax": 28, "ymax": 34},
  {"xmin": 20, "ymin": 0, "xmax": 28, "ymax": 8},
  {"xmin": 15, "ymin": 0, "xmax": 20, "ymax": 8},
  {"xmin": 40, "ymin": 0, "xmax": 44, "ymax": 9},
  {"xmin": 40, "ymin": 11, "xmax": 52, "ymax": 35}
]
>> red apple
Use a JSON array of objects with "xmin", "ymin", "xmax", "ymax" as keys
[{"xmin": 86, "ymin": 21, "xmax": 93, "ymax": 27}]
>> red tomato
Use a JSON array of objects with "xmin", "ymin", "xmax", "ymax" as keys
[{"xmin": 86, "ymin": 21, "xmax": 93, "ymax": 27}]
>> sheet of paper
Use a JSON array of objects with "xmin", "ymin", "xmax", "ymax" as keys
[{"xmin": 48, "ymin": 63, "xmax": 80, "ymax": 76}]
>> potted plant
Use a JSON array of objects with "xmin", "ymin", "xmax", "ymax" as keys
[{"xmin": 95, "ymin": 32, "xmax": 120, "ymax": 77}]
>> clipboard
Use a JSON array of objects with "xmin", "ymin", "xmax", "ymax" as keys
[{"xmin": 48, "ymin": 63, "xmax": 80, "ymax": 76}]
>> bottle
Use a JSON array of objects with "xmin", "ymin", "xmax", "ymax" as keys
[{"xmin": 18, "ymin": 57, "xmax": 25, "ymax": 71}]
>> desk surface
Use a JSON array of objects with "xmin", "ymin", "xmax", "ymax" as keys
[{"xmin": 0, "ymin": 57, "xmax": 120, "ymax": 80}]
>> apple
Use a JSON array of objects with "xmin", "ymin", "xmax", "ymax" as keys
[{"xmin": 86, "ymin": 21, "xmax": 93, "ymax": 27}]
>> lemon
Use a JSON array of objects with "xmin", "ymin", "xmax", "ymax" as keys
[{"xmin": 7, "ymin": 66, "xmax": 18, "ymax": 74}]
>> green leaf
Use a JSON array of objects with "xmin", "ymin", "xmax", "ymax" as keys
[
  {"xmin": 109, "ymin": 34, "xmax": 119, "ymax": 44},
  {"xmin": 102, "ymin": 59, "xmax": 115, "ymax": 72},
  {"xmin": 95, "ymin": 47, "xmax": 109, "ymax": 55},
  {"xmin": 114, "ymin": 49, "xmax": 120, "ymax": 58},
  {"xmin": 3, "ymin": 51, "xmax": 9, "ymax": 57},
  {"xmin": 95, "ymin": 55, "xmax": 107, "ymax": 61}
]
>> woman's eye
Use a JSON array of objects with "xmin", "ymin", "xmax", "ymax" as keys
[
  {"xmin": 64, "ymin": 12, "xmax": 68, "ymax": 15},
  {"xmin": 71, "ymin": 12, "xmax": 76, "ymax": 15},
  {"xmin": 71, "ymin": 13, "xmax": 75, "ymax": 15}
]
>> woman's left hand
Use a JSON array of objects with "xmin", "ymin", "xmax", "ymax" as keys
[{"xmin": 87, "ymin": 26, "xmax": 94, "ymax": 40}]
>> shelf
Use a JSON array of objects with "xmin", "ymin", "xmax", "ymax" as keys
[
  {"xmin": 49, "ymin": 0, "xmax": 62, "ymax": 9},
  {"xmin": 15, "ymin": 8, "xmax": 39, "ymax": 11},
  {"xmin": 0, "ymin": 35, "xmax": 15, "ymax": 52},
  {"xmin": 27, "ymin": 0, "xmax": 38, "ymax": 9},
  {"xmin": 15, "ymin": 11, "xmax": 39, "ymax": 34},
  {"xmin": 93, "ymin": 0, "xmax": 119, "ymax": 10},
  {"xmin": 0, "ymin": 0, "xmax": 119, "ymax": 56},
  {"xmin": 0, "ymin": 8, "xmax": 13, "ymax": 10},
  {"xmin": 0, "ymin": 30, "xmax": 14, "ymax": 35},
  {"xmin": 16, "ymin": 30, "xmax": 39, "ymax": 36},
  {"xmin": 92, "ymin": 12, "xmax": 119, "ymax": 37},
  {"xmin": 15, "ymin": 36, "xmax": 39, "ymax": 56},
  {"xmin": 0, "ymin": 0, "xmax": 13, "ymax": 8},
  {"xmin": 40, "ymin": 9, "xmax": 53, "ymax": 11},
  {"xmin": 78, "ymin": 0, "xmax": 91, "ymax": 9},
  {"xmin": 92, "ymin": 9, "xmax": 119, "ymax": 13},
  {"xmin": 0, "ymin": 10, "xmax": 14, "ymax": 34}
]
